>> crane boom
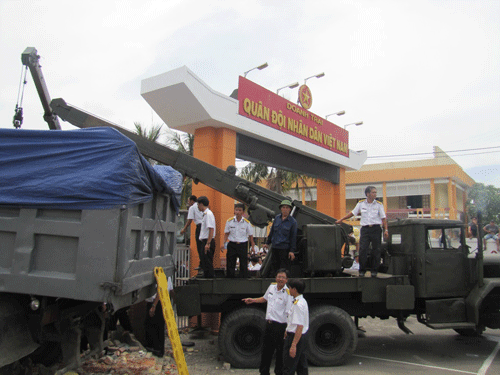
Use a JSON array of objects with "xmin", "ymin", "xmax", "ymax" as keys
[{"xmin": 21, "ymin": 47, "xmax": 61, "ymax": 130}]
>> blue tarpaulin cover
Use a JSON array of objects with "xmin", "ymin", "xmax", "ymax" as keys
[{"xmin": 0, "ymin": 127, "xmax": 183, "ymax": 212}]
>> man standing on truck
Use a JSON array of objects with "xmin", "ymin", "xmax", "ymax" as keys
[
  {"xmin": 336, "ymin": 186, "xmax": 388, "ymax": 277},
  {"xmin": 222, "ymin": 203, "xmax": 256, "ymax": 278},
  {"xmin": 283, "ymin": 278, "xmax": 309, "ymax": 375},
  {"xmin": 197, "ymin": 196, "xmax": 216, "ymax": 278},
  {"xmin": 180, "ymin": 195, "xmax": 204, "ymax": 275},
  {"xmin": 263, "ymin": 199, "xmax": 297, "ymax": 275},
  {"xmin": 242, "ymin": 269, "xmax": 293, "ymax": 375}
]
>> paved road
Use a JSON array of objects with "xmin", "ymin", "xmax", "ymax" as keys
[{"xmin": 184, "ymin": 317, "xmax": 499, "ymax": 375}]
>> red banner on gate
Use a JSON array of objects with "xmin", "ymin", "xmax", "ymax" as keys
[{"xmin": 237, "ymin": 76, "xmax": 348, "ymax": 157}]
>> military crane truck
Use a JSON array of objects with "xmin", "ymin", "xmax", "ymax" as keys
[{"xmin": 48, "ymin": 98, "xmax": 500, "ymax": 368}]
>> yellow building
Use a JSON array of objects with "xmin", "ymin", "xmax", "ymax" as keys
[{"xmin": 288, "ymin": 146, "xmax": 475, "ymax": 224}]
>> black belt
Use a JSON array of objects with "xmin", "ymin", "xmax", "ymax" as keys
[
  {"xmin": 229, "ymin": 241, "xmax": 248, "ymax": 245},
  {"xmin": 267, "ymin": 320, "xmax": 285, "ymax": 324},
  {"xmin": 362, "ymin": 225, "xmax": 381, "ymax": 228}
]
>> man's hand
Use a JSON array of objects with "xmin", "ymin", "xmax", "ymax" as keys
[
  {"xmin": 335, "ymin": 219, "xmax": 342, "ymax": 224},
  {"xmin": 204, "ymin": 244, "xmax": 210, "ymax": 253},
  {"xmin": 383, "ymin": 229, "xmax": 389, "ymax": 240},
  {"xmin": 242, "ymin": 298, "xmax": 253, "ymax": 304},
  {"xmin": 288, "ymin": 252, "xmax": 295, "ymax": 261},
  {"xmin": 289, "ymin": 343, "xmax": 297, "ymax": 358},
  {"xmin": 180, "ymin": 228, "xmax": 186, "ymax": 235},
  {"xmin": 263, "ymin": 244, "xmax": 269, "ymax": 250},
  {"xmin": 149, "ymin": 305, "xmax": 156, "ymax": 317}
]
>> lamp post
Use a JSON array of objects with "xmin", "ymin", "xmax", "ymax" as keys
[
  {"xmin": 304, "ymin": 72, "xmax": 325, "ymax": 85},
  {"xmin": 276, "ymin": 82, "xmax": 299, "ymax": 95},
  {"xmin": 343, "ymin": 121, "xmax": 363, "ymax": 129},
  {"xmin": 325, "ymin": 111, "xmax": 346, "ymax": 120},
  {"xmin": 243, "ymin": 62, "xmax": 269, "ymax": 78}
]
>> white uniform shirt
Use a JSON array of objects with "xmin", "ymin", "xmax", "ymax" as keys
[
  {"xmin": 187, "ymin": 203, "xmax": 204, "ymax": 225},
  {"xmin": 248, "ymin": 263, "xmax": 262, "ymax": 271},
  {"xmin": 263, "ymin": 283, "xmax": 293, "ymax": 323},
  {"xmin": 352, "ymin": 199, "xmax": 386, "ymax": 226},
  {"xmin": 199, "ymin": 208, "xmax": 216, "ymax": 240},
  {"xmin": 286, "ymin": 294, "xmax": 309, "ymax": 334},
  {"xmin": 224, "ymin": 216, "xmax": 253, "ymax": 243}
]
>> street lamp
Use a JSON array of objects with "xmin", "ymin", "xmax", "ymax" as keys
[
  {"xmin": 325, "ymin": 111, "xmax": 346, "ymax": 120},
  {"xmin": 304, "ymin": 72, "xmax": 325, "ymax": 85},
  {"xmin": 276, "ymin": 82, "xmax": 299, "ymax": 95},
  {"xmin": 343, "ymin": 121, "xmax": 363, "ymax": 129},
  {"xmin": 243, "ymin": 62, "xmax": 269, "ymax": 78}
]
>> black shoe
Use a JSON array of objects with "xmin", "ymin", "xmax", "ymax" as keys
[
  {"xmin": 371, "ymin": 272, "xmax": 378, "ymax": 278},
  {"xmin": 359, "ymin": 271, "xmax": 365, "ymax": 277}
]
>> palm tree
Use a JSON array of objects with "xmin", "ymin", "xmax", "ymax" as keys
[
  {"xmin": 240, "ymin": 162, "xmax": 315, "ymax": 200},
  {"xmin": 165, "ymin": 129, "xmax": 194, "ymax": 208},
  {"xmin": 133, "ymin": 122, "xmax": 164, "ymax": 164}
]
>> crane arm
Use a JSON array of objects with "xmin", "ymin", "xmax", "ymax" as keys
[{"xmin": 21, "ymin": 47, "xmax": 61, "ymax": 130}]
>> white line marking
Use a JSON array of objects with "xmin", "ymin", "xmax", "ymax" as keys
[
  {"xmin": 353, "ymin": 354, "xmax": 477, "ymax": 374},
  {"xmin": 477, "ymin": 335, "xmax": 500, "ymax": 375}
]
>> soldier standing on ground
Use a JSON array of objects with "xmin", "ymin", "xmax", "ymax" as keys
[
  {"xmin": 283, "ymin": 278, "xmax": 309, "ymax": 375},
  {"xmin": 336, "ymin": 186, "xmax": 388, "ymax": 277},
  {"xmin": 242, "ymin": 269, "xmax": 293, "ymax": 375}
]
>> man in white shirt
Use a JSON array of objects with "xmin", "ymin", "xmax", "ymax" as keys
[
  {"xmin": 248, "ymin": 256, "xmax": 262, "ymax": 271},
  {"xmin": 283, "ymin": 278, "xmax": 309, "ymax": 375},
  {"xmin": 197, "ymin": 196, "xmax": 216, "ymax": 278},
  {"xmin": 242, "ymin": 269, "xmax": 293, "ymax": 375},
  {"xmin": 180, "ymin": 195, "xmax": 204, "ymax": 274},
  {"xmin": 222, "ymin": 203, "xmax": 256, "ymax": 278},
  {"xmin": 336, "ymin": 186, "xmax": 388, "ymax": 278}
]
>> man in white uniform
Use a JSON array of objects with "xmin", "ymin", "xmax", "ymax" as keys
[
  {"xmin": 222, "ymin": 203, "xmax": 255, "ymax": 278},
  {"xmin": 242, "ymin": 269, "xmax": 293, "ymax": 375},
  {"xmin": 283, "ymin": 278, "xmax": 309, "ymax": 375},
  {"xmin": 197, "ymin": 196, "xmax": 216, "ymax": 278},
  {"xmin": 336, "ymin": 186, "xmax": 388, "ymax": 277},
  {"xmin": 180, "ymin": 195, "xmax": 204, "ymax": 274}
]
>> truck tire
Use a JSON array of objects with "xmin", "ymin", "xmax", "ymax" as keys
[
  {"xmin": 218, "ymin": 307, "xmax": 265, "ymax": 368},
  {"xmin": 454, "ymin": 326, "xmax": 485, "ymax": 337},
  {"xmin": 306, "ymin": 305, "xmax": 357, "ymax": 366}
]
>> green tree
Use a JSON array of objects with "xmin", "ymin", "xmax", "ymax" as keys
[
  {"xmin": 133, "ymin": 122, "xmax": 164, "ymax": 164},
  {"xmin": 165, "ymin": 130, "xmax": 194, "ymax": 208},
  {"xmin": 239, "ymin": 162, "xmax": 315, "ymax": 199},
  {"xmin": 467, "ymin": 183, "xmax": 500, "ymax": 224}
]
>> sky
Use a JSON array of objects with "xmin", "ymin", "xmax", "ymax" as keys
[{"xmin": 1, "ymin": 0, "xmax": 499, "ymax": 187}]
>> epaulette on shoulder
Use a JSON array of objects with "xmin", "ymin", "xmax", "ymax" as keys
[
  {"xmin": 359, "ymin": 199, "xmax": 367, "ymax": 203},
  {"xmin": 243, "ymin": 218, "xmax": 251, "ymax": 223},
  {"xmin": 227, "ymin": 217, "xmax": 234, "ymax": 222},
  {"xmin": 271, "ymin": 282, "xmax": 277, "ymax": 285},
  {"xmin": 286, "ymin": 289, "xmax": 290, "ymax": 295},
  {"xmin": 375, "ymin": 200, "xmax": 383, "ymax": 204}
]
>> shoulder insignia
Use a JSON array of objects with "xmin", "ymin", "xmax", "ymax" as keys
[
  {"xmin": 227, "ymin": 217, "xmax": 234, "ymax": 222},
  {"xmin": 359, "ymin": 199, "xmax": 366, "ymax": 203},
  {"xmin": 271, "ymin": 282, "xmax": 277, "ymax": 285},
  {"xmin": 375, "ymin": 200, "xmax": 383, "ymax": 205},
  {"xmin": 286, "ymin": 289, "xmax": 290, "ymax": 295},
  {"xmin": 243, "ymin": 218, "xmax": 251, "ymax": 223},
  {"xmin": 294, "ymin": 300, "xmax": 298, "ymax": 304}
]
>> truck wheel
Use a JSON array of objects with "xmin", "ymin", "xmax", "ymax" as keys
[
  {"xmin": 454, "ymin": 326, "xmax": 484, "ymax": 337},
  {"xmin": 306, "ymin": 305, "xmax": 357, "ymax": 366},
  {"xmin": 218, "ymin": 307, "xmax": 265, "ymax": 368}
]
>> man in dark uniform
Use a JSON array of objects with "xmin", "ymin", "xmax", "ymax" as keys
[
  {"xmin": 242, "ymin": 269, "xmax": 292, "ymax": 375},
  {"xmin": 336, "ymin": 186, "xmax": 388, "ymax": 277},
  {"xmin": 263, "ymin": 200, "xmax": 297, "ymax": 275}
]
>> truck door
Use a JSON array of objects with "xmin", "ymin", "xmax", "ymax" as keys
[{"xmin": 423, "ymin": 227, "xmax": 467, "ymax": 298}]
